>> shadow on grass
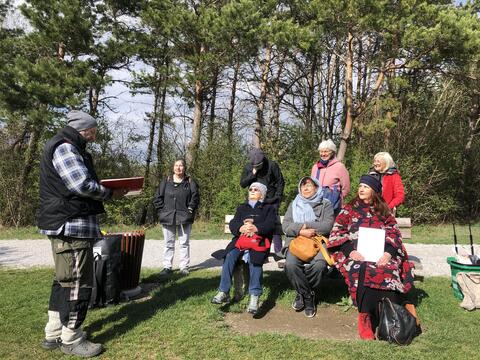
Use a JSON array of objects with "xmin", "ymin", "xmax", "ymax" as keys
[
  {"xmin": 86, "ymin": 271, "xmax": 219, "ymax": 343},
  {"xmin": 86, "ymin": 266, "xmax": 427, "ymax": 343},
  {"xmin": 253, "ymin": 270, "xmax": 350, "ymax": 319}
]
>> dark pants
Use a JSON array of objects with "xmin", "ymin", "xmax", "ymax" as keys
[
  {"xmin": 284, "ymin": 251, "xmax": 327, "ymax": 296},
  {"xmin": 357, "ymin": 263, "xmax": 403, "ymax": 329},
  {"xmin": 272, "ymin": 203, "xmax": 283, "ymax": 253}
]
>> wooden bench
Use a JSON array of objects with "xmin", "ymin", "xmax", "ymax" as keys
[
  {"xmin": 396, "ymin": 218, "xmax": 412, "ymax": 239},
  {"xmin": 224, "ymin": 215, "xmax": 422, "ymax": 274},
  {"xmin": 225, "ymin": 216, "xmax": 412, "ymax": 239},
  {"xmin": 224, "ymin": 215, "xmax": 284, "ymax": 234}
]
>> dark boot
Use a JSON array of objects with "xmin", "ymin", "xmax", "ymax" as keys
[
  {"xmin": 358, "ymin": 313, "xmax": 375, "ymax": 340},
  {"xmin": 304, "ymin": 292, "xmax": 316, "ymax": 318},
  {"xmin": 291, "ymin": 292, "xmax": 304, "ymax": 311}
]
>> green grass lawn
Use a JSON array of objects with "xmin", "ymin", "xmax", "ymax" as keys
[
  {"xmin": 1, "ymin": 221, "xmax": 479, "ymax": 244},
  {"xmin": 0, "ymin": 268, "xmax": 479, "ymax": 359}
]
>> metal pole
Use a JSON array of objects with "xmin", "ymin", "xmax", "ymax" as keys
[
  {"xmin": 469, "ymin": 222, "xmax": 474, "ymax": 256},
  {"xmin": 453, "ymin": 223, "xmax": 458, "ymax": 255}
]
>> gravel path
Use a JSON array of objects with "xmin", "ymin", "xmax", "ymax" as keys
[{"xmin": 0, "ymin": 239, "xmax": 456, "ymax": 277}]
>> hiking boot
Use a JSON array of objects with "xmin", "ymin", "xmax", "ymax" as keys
[
  {"xmin": 247, "ymin": 295, "xmax": 260, "ymax": 314},
  {"xmin": 60, "ymin": 339, "xmax": 103, "ymax": 358},
  {"xmin": 304, "ymin": 292, "xmax": 316, "ymax": 318},
  {"xmin": 42, "ymin": 337, "xmax": 62, "ymax": 350},
  {"xmin": 159, "ymin": 268, "xmax": 172, "ymax": 277},
  {"xmin": 179, "ymin": 268, "xmax": 189, "ymax": 276},
  {"xmin": 292, "ymin": 292, "xmax": 304, "ymax": 311},
  {"xmin": 211, "ymin": 291, "xmax": 230, "ymax": 304}
]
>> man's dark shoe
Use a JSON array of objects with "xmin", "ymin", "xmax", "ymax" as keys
[
  {"xmin": 304, "ymin": 292, "xmax": 316, "ymax": 318},
  {"xmin": 159, "ymin": 268, "xmax": 172, "ymax": 277},
  {"xmin": 60, "ymin": 340, "xmax": 103, "ymax": 358},
  {"xmin": 292, "ymin": 292, "xmax": 304, "ymax": 311},
  {"xmin": 42, "ymin": 337, "xmax": 62, "ymax": 350}
]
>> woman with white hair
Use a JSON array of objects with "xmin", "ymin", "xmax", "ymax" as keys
[
  {"xmin": 310, "ymin": 139, "xmax": 350, "ymax": 214},
  {"xmin": 211, "ymin": 182, "xmax": 276, "ymax": 315},
  {"xmin": 369, "ymin": 152, "xmax": 405, "ymax": 213}
]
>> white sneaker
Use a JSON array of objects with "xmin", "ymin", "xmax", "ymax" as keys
[
  {"xmin": 247, "ymin": 295, "xmax": 259, "ymax": 314},
  {"xmin": 211, "ymin": 291, "xmax": 230, "ymax": 304}
]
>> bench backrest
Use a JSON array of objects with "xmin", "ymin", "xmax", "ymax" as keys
[{"xmin": 224, "ymin": 215, "xmax": 412, "ymax": 239}]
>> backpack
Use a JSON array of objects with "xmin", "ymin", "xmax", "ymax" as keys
[
  {"xmin": 89, "ymin": 235, "xmax": 122, "ymax": 308},
  {"xmin": 322, "ymin": 185, "xmax": 341, "ymax": 211},
  {"xmin": 315, "ymin": 167, "xmax": 342, "ymax": 211}
]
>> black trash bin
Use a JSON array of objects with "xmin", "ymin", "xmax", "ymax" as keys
[{"xmin": 89, "ymin": 234, "xmax": 122, "ymax": 307}]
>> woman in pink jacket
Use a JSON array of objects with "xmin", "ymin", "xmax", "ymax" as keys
[{"xmin": 310, "ymin": 139, "xmax": 350, "ymax": 214}]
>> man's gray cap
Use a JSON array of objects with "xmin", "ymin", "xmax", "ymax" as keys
[
  {"xmin": 248, "ymin": 148, "xmax": 265, "ymax": 166},
  {"xmin": 67, "ymin": 110, "xmax": 98, "ymax": 131}
]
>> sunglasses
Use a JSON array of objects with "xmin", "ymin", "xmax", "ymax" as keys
[{"xmin": 249, "ymin": 187, "xmax": 260, "ymax": 192}]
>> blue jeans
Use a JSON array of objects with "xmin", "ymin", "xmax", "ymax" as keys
[{"xmin": 219, "ymin": 248, "xmax": 263, "ymax": 296}]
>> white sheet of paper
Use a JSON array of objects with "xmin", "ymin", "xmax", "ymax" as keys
[{"xmin": 357, "ymin": 227, "xmax": 385, "ymax": 262}]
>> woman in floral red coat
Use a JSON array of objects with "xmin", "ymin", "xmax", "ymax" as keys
[{"xmin": 327, "ymin": 174, "xmax": 415, "ymax": 340}]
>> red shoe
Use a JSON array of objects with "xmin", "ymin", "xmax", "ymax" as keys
[{"xmin": 358, "ymin": 313, "xmax": 375, "ymax": 340}]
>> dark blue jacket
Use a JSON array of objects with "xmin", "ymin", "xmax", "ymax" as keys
[{"xmin": 213, "ymin": 201, "xmax": 276, "ymax": 265}]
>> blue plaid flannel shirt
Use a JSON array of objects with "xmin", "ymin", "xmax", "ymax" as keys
[{"xmin": 39, "ymin": 143, "xmax": 111, "ymax": 238}]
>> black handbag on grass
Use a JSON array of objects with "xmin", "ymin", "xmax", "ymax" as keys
[{"xmin": 376, "ymin": 297, "xmax": 417, "ymax": 345}]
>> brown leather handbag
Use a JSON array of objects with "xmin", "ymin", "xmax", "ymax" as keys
[{"xmin": 289, "ymin": 235, "xmax": 334, "ymax": 265}]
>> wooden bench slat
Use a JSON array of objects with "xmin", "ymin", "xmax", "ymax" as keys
[
  {"xmin": 396, "ymin": 217, "xmax": 412, "ymax": 227},
  {"xmin": 225, "ymin": 215, "xmax": 412, "ymax": 238},
  {"xmin": 400, "ymin": 228, "xmax": 411, "ymax": 239}
]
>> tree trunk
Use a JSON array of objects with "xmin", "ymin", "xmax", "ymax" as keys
[
  {"xmin": 89, "ymin": 87, "xmax": 100, "ymax": 117},
  {"xmin": 305, "ymin": 55, "xmax": 317, "ymax": 134},
  {"xmin": 207, "ymin": 66, "xmax": 219, "ymax": 144},
  {"xmin": 271, "ymin": 53, "xmax": 285, "ymax": 138},
  {"xmin": 459, "ymin": 93, "xmax": 480, "ymax": 214},
  {"xmin": 253, "ymin": 45, "xmax": 271, "ymax": 148},
  {"xmin": 19, "ymin": 123, "xmax": 40, "ymax": 191},
  {"xmin": 337, "ymin": 31, "xmax": 354, "ymax": 161},
  {"xmin": 156, "ymin": 64, "xmax": 169, "ymax": 178},
  {"xmin": 227, "ymin": 60, "xmax": 240, "ymax": 143},
  {"xmin": 186, "ymin": 78, "xmax": 204, "ymax": 169},
  {"xmin": 138, "ymin": 70, "xmax": 162, "ymax": 225},
  {"xmin": 325, "ymin": 52, "xmax": 336, "ymax": 136}
]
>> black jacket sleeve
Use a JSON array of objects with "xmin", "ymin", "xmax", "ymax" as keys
[
  {"xmin": 187, "ymin": 178, "xmax": 200, "ymax": 212},
  {"xmin": 240, "ymin": 164, "xmax": 256, "ymax": 188},
  {"xmin": 263, "ymin": 161, "xmax": 284, "ymax": 204},
  {"xmin": 229, "ymin": 206, "xmax": 245, "ymax": 236},
  {"xmin": 272, "ymin": 161, "xmax": 285, "ymax": 202},
  {"xmin": 254, "ymin": 205, "xmax": 276, "ymax": 236},
  {"xmin": 153, "ymin": 178, "xmax": 166, "ymax": 211}
]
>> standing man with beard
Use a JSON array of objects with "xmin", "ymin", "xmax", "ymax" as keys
[
  {"xmin": 37, "ymin": 110, "xmax": 125, "ymax": 358},
  {"xmin": 240, "ymin": 148, "xmax": 285, "ymax": 255}
]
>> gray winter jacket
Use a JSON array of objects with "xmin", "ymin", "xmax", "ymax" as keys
[{"xmin": 281, "ymin": 199, "xmax": 334, "ymax": 259}]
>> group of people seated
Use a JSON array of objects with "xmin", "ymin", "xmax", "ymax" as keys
[{"xmin": 210, "ymin": 141, "xmax": 414, "ymax": 341}]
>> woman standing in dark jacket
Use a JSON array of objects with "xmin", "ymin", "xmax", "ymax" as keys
[
  {"xmin": 153, "ymin": 159, "xmax": 200, "ymax": 276},
  {"xmin": 211, "ymin": 182, "xmax": 276, "ymax": 315}
]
